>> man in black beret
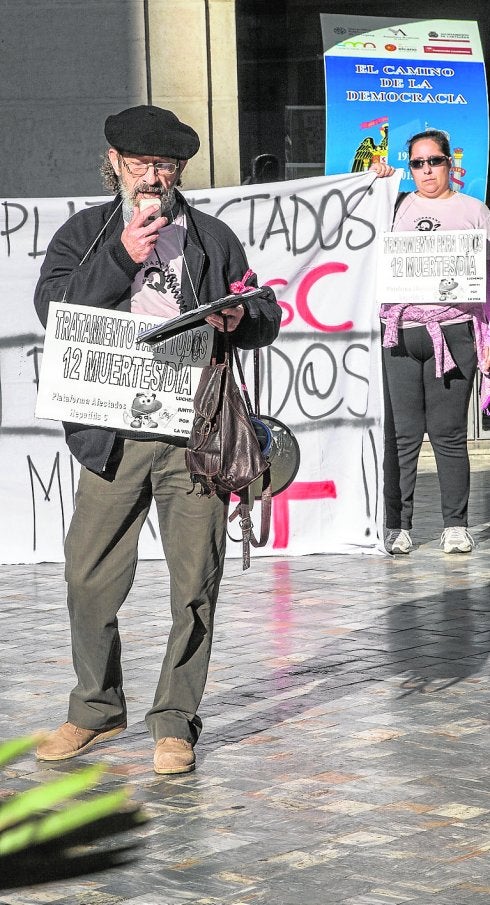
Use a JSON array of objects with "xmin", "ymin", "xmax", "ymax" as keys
[{"xmin": 34, "ymin": 105, "xmax": 280, "ymax": 774}]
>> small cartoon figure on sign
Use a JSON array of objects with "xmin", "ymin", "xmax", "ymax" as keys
[
  {"xmin": 130, "ymin": 392, "xmax": 162, "ymax": 429},
  {"xmin": 438, "ymin": 278, "xmax": 459, "ymax": 302}
]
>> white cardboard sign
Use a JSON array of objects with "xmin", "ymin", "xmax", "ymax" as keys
[
  {"xmin": 377, "ymin": 228, "xmax": 487, "ymax": 306},
  {"xmin": 35, "ymin": 302, "xmax": 213, "ymax": 438}
]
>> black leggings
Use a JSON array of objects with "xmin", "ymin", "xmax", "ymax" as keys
[{"xmin": 382, "ymin": 321, "xmax": 477, "ymax": 530}]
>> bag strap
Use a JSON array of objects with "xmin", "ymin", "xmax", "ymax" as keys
[
  {"xmin": 224, "ymin": 319, "xmax": 271, "ymax": 569},
  {"xmin": 229, "ymin": 477, "xmax": 272, "ymax": 570},
  {"xmin": 221, "ymin": 314, "xmax": 231, "ymax": 364},
  {"xmin": 232, "ymin": 346, "xmax": 256, "ymax": 416},
  {"xmin": 393, "ymin": 191, "xmax": 408, "ymax": 226},
  {"xmin": 253, "ymin": 349, "xmax": 260, "ymax": 417}
]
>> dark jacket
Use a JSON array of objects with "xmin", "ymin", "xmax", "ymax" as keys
[{"xmin": 34, "ymin": 192, "xmax": 281, "ymax": 473}]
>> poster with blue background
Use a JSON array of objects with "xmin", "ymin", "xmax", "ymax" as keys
[{"xmin": 322, "ymin": 17, "xmax": 488, "ymax": 201}]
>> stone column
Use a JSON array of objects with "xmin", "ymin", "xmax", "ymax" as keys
[{"xmin": 146, "ymin": 0, "xmax": 240, "ymax": 189}]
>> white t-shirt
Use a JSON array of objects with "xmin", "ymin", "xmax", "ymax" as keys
[
  {"xmin": 394, "ymin": 191, "xmax": 490, "ymax": 236},
  {"xmin": 131, "ymin": 212, "xmax": 186, "ymax": 318}
]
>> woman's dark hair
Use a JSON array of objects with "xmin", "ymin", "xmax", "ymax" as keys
[{"xmin": 407, "ymin": 129, "xmax": 451, "ymax": 159}]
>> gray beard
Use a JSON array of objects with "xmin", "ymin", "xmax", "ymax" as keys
[{"xmin": 119, "ymin": 180, "xmax": 178, "ymax": 223}]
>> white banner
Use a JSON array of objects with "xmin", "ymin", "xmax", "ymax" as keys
[{"xmin": 0, "ymin": 172, "xmax": 400, "ymax": 563}]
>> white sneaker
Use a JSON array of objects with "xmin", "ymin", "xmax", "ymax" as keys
[
  {"xmin": 385, "ymin": 529, "xmax": 412, "ymax": 554},
  {"xmin": 440, "ymin": 527, "xmax": 474, "ymax": 554}
]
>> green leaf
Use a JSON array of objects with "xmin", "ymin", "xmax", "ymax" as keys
[
  {"xmin": 0, "ymin": 764, "xmax": 106, "ymax": 832},
  {"xmin": 0, "ymin": 737, "xmax": 40, "ymax": 769},
  {"xmin": 0, "ymin": 788, "xmax": 130, "ymax": 856}
]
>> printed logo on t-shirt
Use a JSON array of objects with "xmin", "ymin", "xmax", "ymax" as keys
[
  {"xmin": 141, "ymin": 263, "xmax": 183, "ymax": 304},
  {"xmin": 131, "ymin": 215, "xmax": 186, "ymax": 318},
  {"xmin": 414, "ymin": 216, "xmax": 441, "ymax": 232}
]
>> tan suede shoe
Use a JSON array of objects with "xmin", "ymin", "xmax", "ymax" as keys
[
  {"xmin": 154, "ymin": 737, "xmax": 195, "ymax": 774},
  {"xmin": 36, "ymin": 721, "xmax": 126, "ymax": 761}
]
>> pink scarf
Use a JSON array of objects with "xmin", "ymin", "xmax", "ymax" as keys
[{"xmin": 381, "ymin": 303, "xmax": 490, "ymax": 411}]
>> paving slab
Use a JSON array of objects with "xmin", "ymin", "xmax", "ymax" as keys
[{"xmin": 1, "ymin": 468, "xmax": 490, "ymax": 903}]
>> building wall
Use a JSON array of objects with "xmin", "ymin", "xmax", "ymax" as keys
[
  {"xmin": 1, "ymin": 0, "xmax": 239, "ymax": 197},
  {"xmin": 147, "ymin": 0, "xmax": 240, "ymax": 189}
]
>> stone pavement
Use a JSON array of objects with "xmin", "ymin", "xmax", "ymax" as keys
[{"xmin": 2, "ymin": 462, "xmax": 490, "ymax": 905}]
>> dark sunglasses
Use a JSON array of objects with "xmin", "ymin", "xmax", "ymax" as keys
[{"xmin": 409, "ymin": 155, "xmax": 449, "ymax": 170}]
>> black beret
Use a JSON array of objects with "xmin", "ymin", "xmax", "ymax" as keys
[{"xmin": 104, "ymin": 105, "xmax": 200, "ymax": 159}]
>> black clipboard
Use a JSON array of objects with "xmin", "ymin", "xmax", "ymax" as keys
[{"xmin": 136, "ymin": 288, "xmax": 263, "ymax": 345}]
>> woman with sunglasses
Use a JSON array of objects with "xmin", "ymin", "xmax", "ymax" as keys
[{"xmin": 380, "ymin": 129, "xmax": 490, "ymax": 555}]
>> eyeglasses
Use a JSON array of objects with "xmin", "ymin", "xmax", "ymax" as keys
[
  {"xmin": 121, "ymin": 158, "xmax": 179, "ymax": 177},
  {"xmin": 409, "ymin": 155, "xmax": 449, "ymax": 170}
]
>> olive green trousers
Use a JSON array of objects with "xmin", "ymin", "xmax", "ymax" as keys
[{"xmin": 64, "ymin": 438, "xmax": 227, "ymax": 744}]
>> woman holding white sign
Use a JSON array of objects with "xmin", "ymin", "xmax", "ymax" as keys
[{"xmin": 379, "ymin": 129, "xmax": 490, "ymax": 555}]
